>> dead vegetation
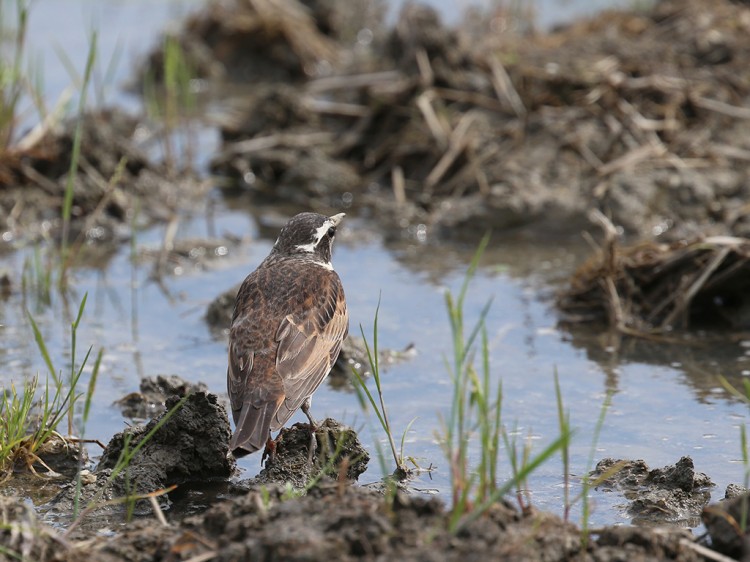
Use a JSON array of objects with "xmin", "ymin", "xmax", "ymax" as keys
[
  {"xmin": 558, "ymin": 211, "xmax": 750, "ymax": 334},
  {"xmin": 0, "ymin": 109, "xmax": 206, "ymax": 248},
  {"xmin": 144, "ymin": 0, "xmax": 750, "ymax": 240}
]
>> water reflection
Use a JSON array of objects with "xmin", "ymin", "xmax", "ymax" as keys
[{"xmin": 561, "ymin": 323, "xmax": 750, "ymax": 405}]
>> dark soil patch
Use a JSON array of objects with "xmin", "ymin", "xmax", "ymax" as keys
[
  {"xmin": 41, "ymin": 389, "xmax": 234, "ymax": 535},
  {"xmin": 115, "ymin": 374, "xmax": 209, "ymax": 421},
  {"xmin": 2, "ymin": 481, "xmax": 715, "ymax": 562},
  {"xmin": 592, "ymin": 456, "xmax": 714, "ymax": 527},
  {"xmin": 1, "ymin": 378, "xmax": 743, "ymax": 561}
]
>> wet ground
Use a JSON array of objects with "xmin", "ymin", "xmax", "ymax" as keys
[{"xmin": 2, "ymin": 0, "xmax": 750, "ymax": 559}]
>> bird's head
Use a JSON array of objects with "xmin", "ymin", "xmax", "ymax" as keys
[{"xmin": 272, "ymin": 212, "xmax": 345, "ymax": 267}]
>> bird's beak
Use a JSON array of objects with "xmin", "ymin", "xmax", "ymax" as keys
[{"xmin": 329, "ymin": 213, "xmax": 345, "ymax": 227}]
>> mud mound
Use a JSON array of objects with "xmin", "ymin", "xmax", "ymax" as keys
[
  {"xmin": 43, "ymin": 391, "xmax": 233, "ymax": 530},
  {"xmin": 0, "ymin": 108, "xmax": 205, "ymax": 248},
  {"xmin": 115, "ymin": 374, "xmax": 209, "ymax": 421},
  {"xmin": 593, "ymin": 456, "xmax": 714, "ymax": 526},
  {"xmin": 134, "ymin": 0, "xmax": 750, "ymax": 240},
  {"xmin": 5, "ymin": 483, "xmax": 710, "ymax": 561},
  {"xmin": 248, "ymin": 418, "xmax": 369, "ymax": 488},
  {"xmin": 137, "ymin": 0, "xmax": 362, "ymax": 86}
]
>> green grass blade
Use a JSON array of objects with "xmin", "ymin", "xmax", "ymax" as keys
[
  {"xmin": 83, "ymin": 348, "xmax": 103, "ymax": 424},
  {"xmin": 454, "ymin": 432, "xmax": 570, "ymax": 533},
  {"xmin": 27, "ymin": 311, "xmax": 59, "ymax": 385}
]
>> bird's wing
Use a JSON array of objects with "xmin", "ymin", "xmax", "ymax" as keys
[
  {"xmin": 227, "ymin": 340, "xmax": 253, "ymax": 421},
  {"xmin": 227, "ymin": 324, "xmax": 288, "ymax": 454},
  {"xmin": 272, "ymin": 274, "xmax": 348, "ymax": 430}
]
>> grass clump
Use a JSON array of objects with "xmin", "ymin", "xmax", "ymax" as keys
[
  {"xmin": 351, "ymin": 296, "xmax": 413, "ymax": 481},
  {"xmin": 440, "ymin": 234, "xmax": 571, "ymax": 533},
  {"xmin": 0, "ymin": 0, "xmax": 31, "ymax": 151},
  {"xmin": 0, "ymin": 293, "xmax": 102, "ymax": 480}
]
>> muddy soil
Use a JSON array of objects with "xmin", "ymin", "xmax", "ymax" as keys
[
  {"xmin": 0, "ymin": 378, "xmax": 737, "ymax": 562},
  {"xmin": 0, "ymin": 109, "xmax": 207, "ymax": 251},
  {"xmin": 150, "ymin": 0, "xmax": 750, "ymax": 244},
  {"xmin": 592, "ymin": 456, "xmax": 714, "ymax": 527},
  {"xmin": 4, "ymin": 0, "xmax": 750, "ymax": 560}
]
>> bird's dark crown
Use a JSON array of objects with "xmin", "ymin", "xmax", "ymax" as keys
[{"xmin": 271, "ymin": 212, "xmax": 344, "ymax": 265}]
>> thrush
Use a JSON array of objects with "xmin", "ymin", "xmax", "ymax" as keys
[{"xmin": 227, "ymin": 212, "xmax": 349, "ymax": 457}]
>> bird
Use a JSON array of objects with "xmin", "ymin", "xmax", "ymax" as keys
[{"xmin": 227, "ymin": 212, "xmax": 349, "ymax": 458}]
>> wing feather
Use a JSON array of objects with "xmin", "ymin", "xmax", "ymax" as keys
[{"xmin": 271, "ymin": 272, "xmax": 348, "ymax": 430}]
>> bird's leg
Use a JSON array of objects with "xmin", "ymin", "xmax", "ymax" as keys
[
  {"xmin": 262, "ymin": 435, "xmax": 277, "ymax": 467},
  {"xmin": 301, "ymin": 398, "xmax": 318, "ymax": 463},
  {"xmin": 301, "ymin": 397, "xmax": 317, "ymax": 427}
]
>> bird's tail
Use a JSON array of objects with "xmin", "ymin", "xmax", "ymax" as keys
[{"xmin": 229, "ymin": 401, "xmax": 278, "ymax": 457}]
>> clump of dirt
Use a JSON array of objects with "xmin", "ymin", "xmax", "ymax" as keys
[
  {"xmin": 557, "ymin": 212, "xmax": 750, "ymax": 333},
  {"xmin": 139, "ymin": 0, "xmax": 750, "ymax": 241},
  {"xmin": 42, "ymin": 390, "xmax": 234, "ymax": 531},
  {"xmin": 592, "ymin": 456, "xmax": 714, "ymax": 527},
  {"xmin": 99, "ymin": 391, "xmax": 234, "ymax": 488},
  {"xmin": 32, "ymin": 434, "xmax": 90, "ymax": 480},
  {"xmin": 0, "ymin": 108, "xmax": 206, "ymax": 249},
  {"xmin": 247, "ymin": 418, "xmax": 369, "ymax": 488},
  {"xmin": 204, "ymin": 282, "xmax": 239, "ymax": 336},
  {"xmin": 3, "ymin": 481, "xmax": 711, "ymax": 561},
  {"xmin": 136, "ymin": 0, "xmax": 369, "ymax": 87},
  {"xmin": 114, "ymin": 374, "xmax": 209, "ymax": 421},
  {"xmin": 702, "ymin": 488, "xmax": 750, "ymax": 558}
]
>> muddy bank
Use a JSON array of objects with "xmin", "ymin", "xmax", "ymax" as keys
[
  {"xmin": 0, "ymin": 476, "xmax": 724, "ymax": 562},
  {"xmin": 136, "ymin": 0, "xmax": 750, "ymax": 243},
  {"xmin": 592, "ymin": 456, "xmax": 714, "ymax": 527},
  {"xmin": 2, "ymin": 374, "xmax": 746, "ymax": 560},
  {"xmin": 41, "ymin": 389, "xmax": 234, "ymax": 535},
  {"xmin": 558, "ymin": 216, "xmax": 750, "ymax": 332},
  {"xmin": 0, "ymin": 109, "xmax": 207, "ymax": 251}
]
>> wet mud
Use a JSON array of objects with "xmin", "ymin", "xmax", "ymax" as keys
[
  {"xmin": 4, "ymin": 0, "xmax": 750, "ymax": 559},
  {"xmin": 592, "ymin": 456, "xmax": 714, "ymax": 527},
  {"xmin": 0, "ymin": 377, "xmax": 744, "ymax": 561},
  {"xmin": 0, "ymin": 109, "xmax": 207, "ymax": 250},
  {"xmin": 42, "ymin": 389, "xmax": 234, "ymax": 535},
  {"xmin": 177, "ymin": 0, "xmax": 750, "ymax": 243}
]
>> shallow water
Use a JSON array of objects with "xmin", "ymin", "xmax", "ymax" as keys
[{"xmin": 2, "ymin": 0, "xmax": 749, "ymax": 531}]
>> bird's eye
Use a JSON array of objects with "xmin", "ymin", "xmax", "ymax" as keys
[{"xmin": 327, "ymin": 226, "xmax": 336, "ymax": 237}]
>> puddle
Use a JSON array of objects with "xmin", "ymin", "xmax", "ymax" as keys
[
  {"xmin": 1, "ymin": 0, "xmax": 749, "ymax": 537},
  {"xmin": 3, "ymin": 198, "xmax": 749, "ymax": 528}
]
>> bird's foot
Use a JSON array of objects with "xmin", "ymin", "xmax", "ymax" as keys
[
  {"xmin": 300, "ymin": 402, "xmax": 319, "ymax": 464},
  {"xmin": 307, "ymin": 427, "xmax": 318, "ymax": 465},
  {"xmin": 262, "ymin": 436, "xmax": 277, "ymax": 467}
]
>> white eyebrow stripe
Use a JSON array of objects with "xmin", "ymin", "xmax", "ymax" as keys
[
  {"xmin": 313, "ymin": 220, "xmax": 333, "ymax": 243},
  {"xmin": 294, "ymin": 219, "xmax": 335, "ymax": 253}
]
